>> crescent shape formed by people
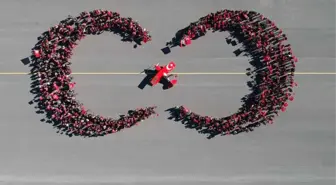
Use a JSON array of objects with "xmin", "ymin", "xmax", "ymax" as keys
[
  {"xmin": 28, "ymin": 9, "xmax": 297, "ymax": 138},
  {"xmin": 165, "ymin": 9, "xmax": 297, "ymax": 138},
  {"xmin": 29, "ymin": 10, "xmax": 157, "ymax": 137}
]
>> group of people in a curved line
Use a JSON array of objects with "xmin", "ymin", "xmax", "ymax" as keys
[
  {"xmin": 166, "ymin": 9, "xmax": 297, "ymax": 138},
  {"xmin": 30, "ymin": 9, "xmax": 156, "ymax": 137},
  {"xmin": 29, "ymin": 9, "xmax": 297, "ymax": 138}
]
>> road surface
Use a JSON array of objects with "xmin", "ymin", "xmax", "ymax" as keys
[{"xmin": 0, "ymin": 0, "xmax": 334, "ymax": 184}]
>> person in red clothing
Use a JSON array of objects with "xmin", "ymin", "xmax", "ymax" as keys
[{"xmin": 33, "ymin": 50, "xmax": 41, "ymax": 58}]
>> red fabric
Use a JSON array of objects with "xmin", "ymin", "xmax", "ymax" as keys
[
  {"xmin": 69, "ymin": 82, "xmax": 76, "ymax": 89},
  {"xmin": 185, "ymin": 37, "xmax": 191, "ymax": 45},
  {"xmin": 289, "ymin": 96, "xmax": 294, "ymax": 101},
  {"xmin": 143, "ymin": 37, "xmax": 148, "ymax": 43},
  {"xmin": 281, "ymin": 106, "xmax": 286, "ymax": 112},
  {"xmin": 34, "ymin": 50, "xmax": 41, "ymax": 58},
  {"xmin": 155, "ymin": 65, "xmax": 161, "ymax": 71},
  {"xmin": 52, "ymin": 94, "xmax": 59, "ymax": 100}
]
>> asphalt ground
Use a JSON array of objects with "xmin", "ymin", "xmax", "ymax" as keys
[{"xmin": 0, "ymin": 0, "xmax": 335, "ymax": 184}]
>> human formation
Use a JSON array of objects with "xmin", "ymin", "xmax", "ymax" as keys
[
  {"xmin": 29, "ymin": 9, "xmax": 297, "ymax": 138},
  {"xmin": 166, "ymin": 10, "xmax": 297, "ymax": 138},
  {"xmin": 29, "ymin": 9, "xmax": 156, "ymax": 137}
]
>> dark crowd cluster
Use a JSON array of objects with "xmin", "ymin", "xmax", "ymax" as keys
[
  {"xmin": 29, "ymin": 9, "xmax": 157, "ymax": 137},
  {"xmin": 166, "ymin": 10, "xmax": 298, "ymax": 138}
]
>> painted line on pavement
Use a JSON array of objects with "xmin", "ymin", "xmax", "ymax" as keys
[{"xmin": 0, "ymin": 72, "xmax": 335, "ymax": 75}]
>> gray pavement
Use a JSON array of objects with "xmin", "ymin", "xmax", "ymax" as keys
[{"xmin": 0, "ymin": 0, "xmax": 335, "ymax": 184}]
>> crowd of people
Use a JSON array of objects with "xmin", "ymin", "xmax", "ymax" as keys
[
  {"xmin": 29, "ymin": 9, "xmax": 157, "ymax": 137},
  {"xmin": 166, "ymin": 10, "xmax": 298, "ymax": 138},
  {"xmin": 28, "ymin": 9, "xmax": 297, "ymax": 138}
]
